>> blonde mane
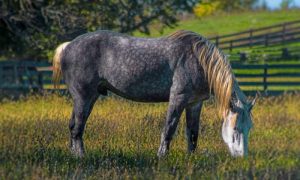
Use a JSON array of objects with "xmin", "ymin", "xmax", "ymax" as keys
[{"xmin": 168, "ymin": 30, "xmax": 234, "ymax": 116}]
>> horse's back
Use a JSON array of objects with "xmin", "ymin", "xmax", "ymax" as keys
[{"xmin": 61, "ymin": 31, "xmax": 183, "ymax": 102}]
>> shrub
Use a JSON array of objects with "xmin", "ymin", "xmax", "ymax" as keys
[{"xmin": 193, "ymin": 2, "xmax": 219, "ymax": 17}]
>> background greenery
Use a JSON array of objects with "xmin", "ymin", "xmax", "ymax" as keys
[
  {"xmin": 135, "ymin": 9, "xmax": 300, "ymax": 37},
  {"xmin": 2, "ymin": 0, "xmax": 299, "ymax": 61},
  {"xmin": 0, "ymin": 0, "xmax": 198, "ymax": 60}
]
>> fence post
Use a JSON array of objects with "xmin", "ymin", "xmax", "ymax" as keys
[
  {"xmin": 249, "ymin": 29, "xmax": 253, "ymax": 48},
  {"xmin": 38, "ymin": 71, "xmax": 43, "ymax": 90},
  {"xmin": 282, "ymin": 48, "xmax": 290, "ymax": 59},
  {"xmin": 263, "ymin": 64, "xmax": 268, "ymax": 91},
  {"xmin": 215, "ymin": 36, "xmax": 219, "ymax": 47},
  {"xmin": 282, "ymin": 23, "xmax": 286, "ymax": 45},
  {"xmin": 230, "ymin": 40, "xmax": 233, "ymax": 51},
  {"xmin": 265, "ymin": 34, "xmax": 269, "ymax": 46},
  {"xmin": 13, "ymin": 64, "xmax": 19, "ymax": 85},
  {"xmin": 239, "ymin": 52, "xmax": 247, "ymax": 63},
  {"xmin": 0, "ymin": 64, "xmax": 2, "ymax": 87}
]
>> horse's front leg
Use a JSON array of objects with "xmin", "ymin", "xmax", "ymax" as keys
[
  {"xmin": 186, "ymin": 102, "xmax": 202, "ymax": 153},
  {"xmin": 157, "ymin": 93, "xmax": 189, "ymax": 158}
]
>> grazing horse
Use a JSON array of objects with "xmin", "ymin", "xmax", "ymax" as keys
[{"xmin": 53, "ymin": 30, "xmax": 256, "ymax": 158}]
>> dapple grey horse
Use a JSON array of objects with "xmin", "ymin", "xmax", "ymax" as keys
[{"xmin": 53, "ymin": 30, "xmax": 256, "ymax": 158}]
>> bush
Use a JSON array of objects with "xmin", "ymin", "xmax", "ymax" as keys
[{"xmin": 193, "ymin": 2, "xmax": 220, "ymax": 17}]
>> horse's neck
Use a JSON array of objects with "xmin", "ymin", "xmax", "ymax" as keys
[{"xmin": 233, "ymin": 80, "xmax": 247, "ymax": 104}]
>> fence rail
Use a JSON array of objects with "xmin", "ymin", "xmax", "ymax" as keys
[
  {"xmin": 232, "ymin": 64, "xmax": 300, "ymax": 92},
  {"xmin": 1, "ymin": 61, "xmax": 300, "ymax": 96},
  {"xmin": 0, "ymin": 61, "xmax": 49, "ymax": 90},
  {"xmin": 209, "ymin": 20, "xmax": 300, "ymax": 51}
]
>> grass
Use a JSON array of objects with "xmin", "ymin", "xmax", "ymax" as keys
[
  {"xmin": 134, "ymin": 9, "xmax": 300, "ymax": 37},
  {"xmin": 0, "ymin": 94, "xmax": 299, "ymax": 179}
]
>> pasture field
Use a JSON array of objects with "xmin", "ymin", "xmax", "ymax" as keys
[
  {"xmin": 0, "ymin": 93, "xmax": 299, "ymax": 179},
  {"xmin": 134, "ymin": 9, "xmax": 300, "ymax": 37}
]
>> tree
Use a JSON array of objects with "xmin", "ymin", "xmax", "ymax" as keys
[
  {"xmin": 0, "ymin": 0, "xmax": 197, "ymax": 60},
  {"xmin": 280, "ymin": 0, "xmax": 293, "ymax": 9}
]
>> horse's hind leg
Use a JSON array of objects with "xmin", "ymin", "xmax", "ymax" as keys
[
  {"xmin": 186, "ymin": 102, "xmax": 202, "ymax": 153},
  {"xmin": 69, "ymin": 85, "xmax": 99, "ymax": 157}
]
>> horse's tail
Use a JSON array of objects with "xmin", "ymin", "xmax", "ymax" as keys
[{"xmin": 53, "ymin": 42, "xmax": 70, "ymax": 89}]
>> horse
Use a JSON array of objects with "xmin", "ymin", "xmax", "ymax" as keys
[{"xmin": 53, "ymin": 30, "xmax": 256, "ymax": 158}]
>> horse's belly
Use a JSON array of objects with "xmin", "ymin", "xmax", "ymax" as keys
[
  {"xmin": 105, "ymin": 71, "xmax": 172, "ymax": 102},
  {"xmin": 107, "ymin": 80, "xmax": 171, "ymax": 102}
]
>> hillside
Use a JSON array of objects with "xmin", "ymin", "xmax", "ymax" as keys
[{"xmin": 135, "ymin": 9, "xmax": 300, "ymax": 37}]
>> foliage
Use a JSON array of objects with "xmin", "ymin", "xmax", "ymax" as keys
[
  {"xmin": 193, "ymin": 2, "xmax": 219, "ymax": 17},
  {"xmin": 280, "ymin": 0, "xmax": 294, "ymax": 9},
  {"xmin": 194, "ymin": 0, "xmax": 259, "ymax": 12},
  {"xmin": 0, "ymin": 94, "xmax": 299, "ymax": 178},
  {"xmin": 0, "ymin": 0, "xmax": 197, "ymax": 60}
]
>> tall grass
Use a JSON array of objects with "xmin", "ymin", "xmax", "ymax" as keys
[{"xmin": 0, "ymin": 94, "xmax": 299, "ymax": 179}]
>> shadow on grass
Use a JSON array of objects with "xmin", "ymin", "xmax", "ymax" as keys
[
  {"xmin": 1, "ymin": 146, "xmax": 159, "ymax": 178},
  {"xmin": 1, "ymin": 116, "xmax": 300, "ymax": 178},
  {"xmin": 1, "ymin": 141, "xmax": 300, "ymax": 179}
]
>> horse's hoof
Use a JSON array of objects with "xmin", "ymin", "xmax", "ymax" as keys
[
  {"xmin": 157, "ymin": 145, "xmax": 168, "ymax": 158},
  {"xmin": 70, "ymin": 147, "xmax": 85, "ymax": 158},
  {"xmin": 70, "ymin": 139, "xmax": 85, "ymax": 158},
  {"xmin": 187, "ymin": 147, "xmax": 196, "ymax": 154}
]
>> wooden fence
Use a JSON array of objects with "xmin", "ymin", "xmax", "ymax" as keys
[
  {"xmin": 0, "ymin": 61, "xmax": 49, "ymax": 91},
  {"xmin": 232, "ymin": 64, "xmax": 300, "ymax": 94},
  {"xmin": 1, "ymin": 61, "xmax": 300, "ymax": 96},
  {"xmin": 209, "ymin": 20, "xmax": 300, "ymax": 51}
]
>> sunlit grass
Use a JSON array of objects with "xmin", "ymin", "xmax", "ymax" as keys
[
  {"xmin": 134, "ymin": 10, "xmax": 300, "ymax": 37},
  {"xmin": 0, "ymin": 93, "xmax": 299, "ymax": 179}
]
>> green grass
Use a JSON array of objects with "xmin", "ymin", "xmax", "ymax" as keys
[
  {"xmin": 0, "ymin": 94, "xmax": 299, "ymax": 179},
  {"xmin": 134, "ymin": 10, "xmax": 300, "ymax": 37}
]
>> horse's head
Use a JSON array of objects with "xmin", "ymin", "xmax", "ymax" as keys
[{"xmin": 222, "ymin": 93, "xmax": 257, "ymax": 157}]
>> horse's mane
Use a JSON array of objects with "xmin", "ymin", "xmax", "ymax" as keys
[{"xmin": 167, "ymin": 30, "xmax": 234, "ymax": 116}]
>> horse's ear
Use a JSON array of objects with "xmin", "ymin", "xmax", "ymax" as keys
[{"xmin": 249, "ymin": 93, "xmax": 258, "ymax": 111}]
